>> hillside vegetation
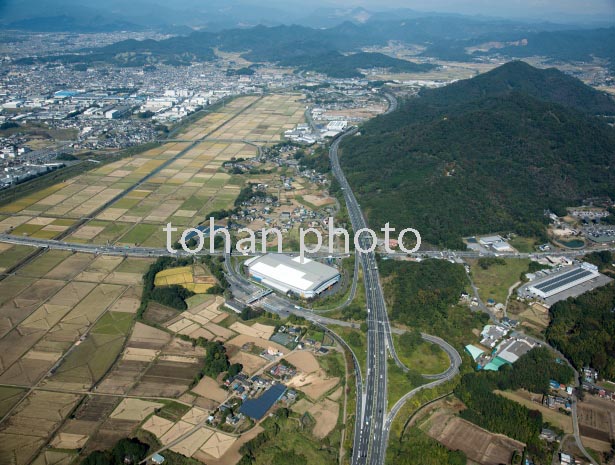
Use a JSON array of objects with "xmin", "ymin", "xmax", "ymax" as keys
[
  {"xmin": 340, "ymin": 61, "xmax": 615, "ymax": 248},
  {"xmin": 546, "ymin": 282, "xmax": 615, "ymax": 380}
]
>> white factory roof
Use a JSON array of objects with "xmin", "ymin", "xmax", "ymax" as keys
[
  {"xmin": 479, "ymin": 235, "xmax": 504, "ymax": 245},
  {"xmin": 492, "ymin": 241, "xmax": 513, "ymax": 252},
  {"xmin": 495, "ymin": 338, "xmax": 536, "ymax": 364},
  {"xmin": 326, "ymin": 120, "xmax": 348, "ymax": 131},
  {"xmin": 245, "ymin": 254, "xmax": 339, "ymax": 293},
  {"xmin": 528, "ymin": 262, "xmax": 600, "ymax": 299}
]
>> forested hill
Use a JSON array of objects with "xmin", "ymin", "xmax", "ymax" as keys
[
  {"xmin": 340, "ymin": 62, "xmax": 615, "ymax": 249},
  {"xmin": 417, "ymin": 60, "xmax": 615, "ymax": 115},
  {"xmin": 281, "ymin": 51, "xmax": 434, "ymax": 78}
]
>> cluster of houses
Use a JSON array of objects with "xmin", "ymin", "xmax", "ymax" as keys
[
  {"xmin": 207, "ymin": 396, "xmax": 244, "ymax": 428},
  {"xmin": 269, "ymin": 362, "xmax": 297, "ymax": 380},
  {"xmin": 581, "ymin": 367, "xmax": 615, "ymax": 401},
  {"xmin": 465, "ymin": 324, "xmax": 537, "ymax": 371}
]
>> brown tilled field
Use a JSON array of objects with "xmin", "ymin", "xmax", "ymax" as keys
[
  {"xmin": 130, "ymin": 359, "xmax": 200, "ymax": 398},
  {"xmin": 143, "ymin": 302, "xmax": 178, "ymax": 325},
  {"xmin": 81, "ymin": 418, "xmax": 139, "ymax": 455},
  {"xmin": 424, "ymin": 412, "xmax": 525, "ymax": 465},
  {"xmin": 228, "ymin": 350, "xmax": 266, "ymax": 375},
  {"xmin": 285, "ymin": 351, "xmax": 319, "ymax": 373},
  {"xmin": 73, "ymin": 395, "xmax": 119, "ymax": 422},
  {"xmin": 577, "ymin": 396, "xmax": 615, "ymax": 445},
  {"xmin": 308, "ymin": 398, "xmax": 339, "ymax": 438},
  {"xmin": 192, "ymin": 376, "xmax": 228, "ymax": 403}
]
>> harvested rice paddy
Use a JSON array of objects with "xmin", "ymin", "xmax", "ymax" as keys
[{"xmin": 154, "ymin": 265, "xmax": 216, "ymax": 294}]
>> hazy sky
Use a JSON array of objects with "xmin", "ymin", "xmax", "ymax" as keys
[
  {"xmin": 1, "ymin": 0, "xmax": 613, "ymax": 23},
  {"xmin": 317, "ymin": 0, "xmax": 615, "ymax": 19}
]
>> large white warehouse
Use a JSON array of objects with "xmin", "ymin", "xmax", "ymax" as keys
[
  {"xmin": 244, "ymin": 254, "xmax": 340, "ymax": 299},
  {"xmin": 527, "ymin": 262, "xmax": 600, "ymax": 299}
]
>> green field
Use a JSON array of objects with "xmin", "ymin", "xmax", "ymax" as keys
[
  {"xmin": 115, "ymin": 258, "xmax": 155, "ymax": 274},
  {"xmin": 118, "ymin": 224, "xmax": 159, "ymax": 245},
  {"xmin": 306, "ymin": 329, "xmax": 325, "ymax": 343},
  {"xmin": 50, "ymin": 311, "xmax": 134, "ymax": 388},
  {"xmin": 92, "ymin": 311, "xmax": 133, "ymax": 335},
  {"xmin": 16, "ymin": 249, "xmax": 71, "ymax": 277},
  {"xmin": 329, "ymin": 325, "xmax": 367, "ymax": 376},
  {"xmin": 0, "ymin": 245, "xmax": 35, "ymax": 271},
  {"xmin": 0, "ymin": 386, "xmax": 26, "ymax": 417},
  {"xmin": 393, "ymin": 334, "xmax": 450, "ymax": 376},
  {"xmin": 155, "ymin": 400, "xmax": 191, "ymax": 422},
  {"xmin": 508, "ymin": 236, "xmax": 537, "ymax": 253},
  {"xmin": 387, "ymin": 359, "xmax": 426, "ymax": 410},
  {"xmin": 469, "ymin": 258, "xmax": 530, "ymax": 304}
]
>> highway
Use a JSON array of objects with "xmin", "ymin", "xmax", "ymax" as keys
[
  {"xmin": 330, "ymin": 128, "xmax": 398, "ymax": 465},
  {"xmin": 3, "ymin": 231, "xmax": 612, "ymax": 264}
]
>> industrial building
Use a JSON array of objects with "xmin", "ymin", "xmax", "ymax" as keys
[
  {"xmin": 517, "ymin": 261, "xmax": 612, "ymax": 306},
  {"xmin": 478, "ymin": 234, "xmax": 514, "ymax": 252},
  {"xmin": 526, "ymin": 262, "xmax": 600, "ymax": 299},
  {"xmin": 244, "ymin": 254, "xmax": 340, "ymax": 299}
]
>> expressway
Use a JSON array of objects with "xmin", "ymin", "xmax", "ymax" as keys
[
  {"xmin": 2, "ymin": 232, "xmax": 613, "ymax": 263},
  {"xmin": 221, "ymin": 248, "xmax": 461, "ymax": 465},
  {"xmin": 330, "ymin": 128, "xmax": 396, "ymax": 465}
]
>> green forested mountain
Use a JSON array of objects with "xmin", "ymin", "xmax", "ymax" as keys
[
  {"xmin": 281, "ymin": 51, "xmax": 434, "ymax": 78},
  {"xmin": 417, "ymin": 60, "xmax": 615, "ymax": 115},
  {"xmin": 340, "ymin": 62, "xmax": 615, "ymax": 248}
]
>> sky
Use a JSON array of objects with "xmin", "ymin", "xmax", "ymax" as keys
[
  {"xmin": 314, "ymin": 0, "xmax": 615, "ymax": 20},
  {"xmin": 1, "ymin": 0, "xmax": 613, "ymax": 24}
]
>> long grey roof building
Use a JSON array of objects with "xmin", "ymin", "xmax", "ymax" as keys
[{"xmin": 244, "ymin": 254, "xmax": 340, "ymax": 298}]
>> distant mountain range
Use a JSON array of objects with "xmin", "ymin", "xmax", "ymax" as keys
[
  {"xmin": 2, "ymin": 0, "xmax": 612, "ymax": 32},
  {"xmin": 339, "ymin": 61, "xmax": 615, "ymax": 248},
  {"xmin": 11, "ymin": 9, "xmax": 613, "ymax": 76},
  {"xmin": 18, "ymin": 17, "xmax": 614, "ymax": 77}
]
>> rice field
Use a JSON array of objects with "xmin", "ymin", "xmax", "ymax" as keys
[
  {"xmin": 45, "ymin": 311, "xmax": 134, "ymax": 390},
  {"xmin": 0, "ymin": 95, "xmax": 306, "ymax": 251},
  {"xmin": 154, "ymin": 265, "xmax": 215, "ymax": 294},
  {"xmin": 0, "ymin": 390, "xmax": 82, "ymax": 465},
  {"xmin": 0, "ymin": 251, "xmax": 152, "ymax": 387},
  {"xmin": 0, "ymin": 244, "xmax": 36, "ymax": 273},
  {"xmin": 208, "ymin": 94, "xmax": 305, "ymax": 142}
]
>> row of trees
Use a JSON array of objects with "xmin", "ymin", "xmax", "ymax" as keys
[{"xmin": 81, "ymin": 438, "xmax": 149, "ymax": 465}]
